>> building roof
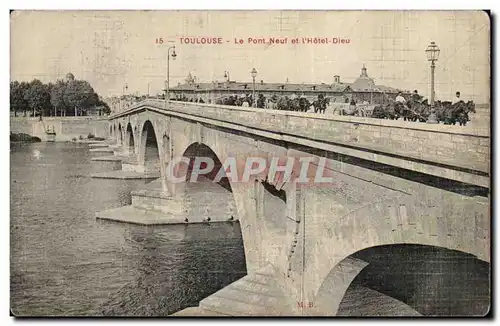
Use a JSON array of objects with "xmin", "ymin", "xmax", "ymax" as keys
[
  {"xmin": 170, "ymin": 65, "xmax": 400, "ymax": 94},
  {"xmin": 351, "ymin": 65, "xmax": 375, "ymax": 91},
  {"xmin": 171, "ymin": 81, "xmax": 353, "ymax": 93}
]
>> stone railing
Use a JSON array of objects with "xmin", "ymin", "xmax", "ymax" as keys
[{"xmin": 112, "ymin": 99, "xmax": 490, "ymax": 177}]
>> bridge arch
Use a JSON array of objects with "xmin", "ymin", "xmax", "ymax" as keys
[
  {"xmin": 138, "ymin": 120, "xmax": 162, "ymax": 174},
  {"xmin": 125, "ymin": 122, "xmax": 136, "ymax": 156},
  {"xmin": 314, "ymin": 243, "xmax": 490, "ymax": 316},
  {"xmin": 305, "ymin": 192, "xmax": 489, "ymax": 315},
  {"xmin": 117, "ymin": 123, "xmax": 123, "ymax": 145},
  {"xmin": 177, "ymin": 142, "xmax": 237, "ymax": 199},
  {"xmin": 172, "ymin": 140, "xmax": 303, "ymax": 275}
]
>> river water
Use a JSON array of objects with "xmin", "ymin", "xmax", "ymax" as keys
[{"xmin": 10, "ymin": 142, "xmax": 247, "ymax": 316}]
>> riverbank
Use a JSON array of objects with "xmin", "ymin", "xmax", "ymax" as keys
[
  {"xmin": 10, "ymin": 116, "xmax": 109, "ymax": 142},
  {"xmin": 10, "ymin": 132, "xmax": 41, "ymax": 143}
]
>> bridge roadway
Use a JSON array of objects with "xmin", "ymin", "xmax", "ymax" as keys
[{"xmin": 93, "ymin": 99, "xmax": 490, "ymax": 316}]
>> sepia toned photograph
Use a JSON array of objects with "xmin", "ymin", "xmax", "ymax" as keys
[{"xmin": 10, "ymin": 10, "xmax": 490, "ymax": 317}]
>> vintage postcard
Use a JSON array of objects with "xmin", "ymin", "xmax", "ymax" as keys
[{"xmin": 10, "ymin": 10, "xmax": 490, "ymax": 317}]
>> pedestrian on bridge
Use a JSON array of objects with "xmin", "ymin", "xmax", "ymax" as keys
[
  {"xmin": 411, "ymin": 90, "xmax": 422, "ymax": 103},
  {"xmin": 395, "ymin": 92, "xmax": 407, "ymax": 104}
]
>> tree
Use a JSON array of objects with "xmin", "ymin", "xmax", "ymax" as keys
[
  {"xmin": 50, "ymin": 80, "xmax": 68, "ymax": 116},
  {"xmin": 45, "ymin": 82, "xmax": 54, "ymax": 116},
  {"xmin": 95, "ymin": 98, "xmax": 111, "ymax": 115},
  {"xmin": 10, "ymin": 81, "xmax": 24, "ymax": 117},
  {"xmin": 10, "ymin": 81, "xmax": 31, "ymax": 117},
  {"xmin": 63, "ymin": 80, "xmax": 98, "ymax": 116},
  {"xmin": 12, "ymin": 75, "xmax": 105, "ymax": 117},
  {"xmin": 24, "ymin": 79, "xmax": 51, "ymax": 117}
]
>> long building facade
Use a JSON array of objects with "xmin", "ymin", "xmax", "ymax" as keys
[{"xmin": 169, "ymin": 65, "xmax": 410, "ymax": 105}]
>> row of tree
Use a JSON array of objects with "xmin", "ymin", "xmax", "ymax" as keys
[{"xmin": 10, "ymin": 78, "xmax": 110, "ymax": 117}]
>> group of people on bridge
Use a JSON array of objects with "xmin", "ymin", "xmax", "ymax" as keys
[
  {"xmin": 171, "ymin": 89, "xmax": 476, "ymax": 126},
  {"xmin": 213, "ymin": 93, "xmax": 331, "ymax": 113},
  {"xmin": 380, "ymin": 90, "xmax": 476, "ymax": 126},
  {"xmin": 173, "ymin": 93, "xmax": 330, "ymax": 113}
]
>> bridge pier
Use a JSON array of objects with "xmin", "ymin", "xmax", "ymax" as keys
[{"xmin": 94, "ymin": 133, "xmax": 236, "ymax": 225}]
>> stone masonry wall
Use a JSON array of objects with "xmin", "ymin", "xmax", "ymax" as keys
[
  {"xmin": 10, "ymin": 117, "xmax": 109, "ymax": 142},
  {"xmin": 138, "ymin": 100, "xmax": 489, "ymax": 174}
]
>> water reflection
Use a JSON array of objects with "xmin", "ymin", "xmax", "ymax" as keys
[{"xmin": 101, "ymin": 223, "xmax": 246, "ymax": 316}]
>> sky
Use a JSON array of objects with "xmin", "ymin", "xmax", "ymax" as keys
[{"xmin": 10, "ymin": 10, "xmax": 490, "ymax": 102}]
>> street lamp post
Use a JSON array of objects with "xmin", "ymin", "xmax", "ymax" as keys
[
  {"xmin": 147, "ymin": 82, "xmax": 151, "ymax": 98},
  {"xmin": 165, "ymin": 46, "xmax": 177, "ymax": 109},
  {"xmin": 425, "ymin": 41, "xmax": 440, "ymax": 123},
  {"xmin": 251, "ymin": 68, "xmax": 257, "ymax": 108},
  {"xmin": 122, "ymin": 83, "xmax": 128, "ymax": 112}
]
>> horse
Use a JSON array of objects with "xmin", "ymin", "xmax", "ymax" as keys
[
  {"xmin": 371, "ymin": 105, "xmax": 384, "ymax": 119},
  {"xmin": 234, "ymin": 97, "xmax": 244, "ymax": 107},
  {"xmin": 370, "ymin": 103, "xmax": 399, "ymax": 120},
  {"xmin": 320, "ymin": 98, "xmax": 330, "ymax": 114},
  {"xmin": 401, "ymin": 101, "xmax": 417, "ymax": 121},
  {"xmin": 312, "ymin": 97, "xmax": 329, "ymax": 114},
  {"xmin": 299, "ymin": 97, "xmax": 311, "ymax": 112},
  {"xmin": 400, "ymin": 99, "xmax": 430, "ymax": 122},
  {"xmin": 393, "ymin": 102, "xmax": 407, "ymax": 120},
  {"xmin": 276, "ymin": 96, "xmax": 291, "ymax": 111},
  {"xmin": 451, "ymin": 100, "xmax": 476, "ymax": 126},
  {"xmin": 435, "ymin": 101, "xmax": 455, "ymax": 125},
  {"xmin": 466, "ymin": 100, "xmax": 476, "ymax": 114},
  {"xmin": 265, "ymin": 99, "xmax": 277, "ymax": 110},
  {"xmin": 289, "ymin": 98, "xmax": 301, "ymax": 111},
  {"xmin": 256, "ymin": 94, "xmax": 266, "ymax": 108},
  {"xmin": 411, "ymin": 99, "xmax": 431, "ymax": 122},
  {"xmin": 288, "ymin": 97, "xmax": 310, "ymax": 112},
  {"xmin": 215, "ymin": 96, "xmax": 236, "ymax": 106}
]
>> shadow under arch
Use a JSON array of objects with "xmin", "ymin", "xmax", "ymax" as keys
[
  {"xmin": 316, "ymin": 243, "xmax": 490, "ymax": 317},
  {"xmin": 178, "ymin": 142, "xmax": 238, "ymax": 217},
  {"xmin": 117, "ymin": 123, "xmax": 123, "ymax": 145},
  {"xmin": 138, "ymin": 120, "xmax": 161, "ymax": 173},
  {"xmin": 125, "ymin": 123, "xmax": 135, "ymax": 156},
  {"xmin": 260, "ymin": 181, "xmax": 287, "ymax": 224}
]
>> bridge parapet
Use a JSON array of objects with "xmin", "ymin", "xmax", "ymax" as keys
[{"xmin": 111, "ymin": 100, "xmax": 489, "ymax": 188}]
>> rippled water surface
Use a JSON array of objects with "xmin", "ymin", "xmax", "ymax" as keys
[{"xmin": 10, "ymin": 142, "xmax": 247, "ymax": 316}]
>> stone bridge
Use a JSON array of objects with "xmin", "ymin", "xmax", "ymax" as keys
[{"xmin": 97, "ymin": 99, "xmax": 490, "ymax": 316}]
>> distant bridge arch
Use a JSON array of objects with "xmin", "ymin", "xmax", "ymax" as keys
[
  {"xmin": 117, "ymin": 123, "xmax": 123, "ymax": 146},
  {"xmin": 314, "ymin": 242, "xmax": 490, "ymax": 316},
  {"xmin": 304, "ymin": 191, "xmax": 489, "ymax": 315},
  {"xmin": 125, "ymin": 122, "xmax": 135, "ymax": 155}
]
